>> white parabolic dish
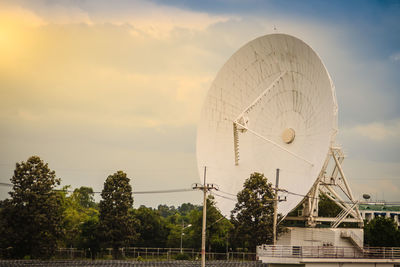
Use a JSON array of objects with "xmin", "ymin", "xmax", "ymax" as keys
[{"xmin": 196, "ymin": 33, "xmax": 338, "ymax": 217}]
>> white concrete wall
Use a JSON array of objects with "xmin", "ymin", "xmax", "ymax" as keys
[
  {"xmin": 277, "ymin": 227, "xmax": 363, "ymax": 247},
  {"xmin": 305, "ymin": 263, "xmax": 393, "ymax": 267},
  {"xmin": 268, "ymin": 262, "xmax": 394, "ymax": 267},
  {"xmin": 268, "ymin": 264, "xmax": 304, "ymax": 267}
]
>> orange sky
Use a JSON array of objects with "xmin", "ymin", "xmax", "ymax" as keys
[{"xmin": 1, "ymin": 0, "xmax": 399, "ymax": 208}]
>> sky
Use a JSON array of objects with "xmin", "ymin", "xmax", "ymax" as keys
[{"xmin": 0, "ymin": 0, "xmax": 399, "ymax": 209}]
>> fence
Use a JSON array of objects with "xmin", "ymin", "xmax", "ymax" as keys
[
  {"xmin": 256, "ymin": 245, "xmax": 400, "ymax": 259},
  {"xmin": 53, "ymin": 247, "xmax": 257, "ymax": 261},
  {"xmin": 0, "ymin": 260, "xmax": 267, "ymax": 267}
]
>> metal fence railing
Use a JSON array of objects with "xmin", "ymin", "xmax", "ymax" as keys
[
  {"xmin": 56, "ymin": 248, "xmax": 86, "ymax": 259},
  {"xmin": 52, "ymin": 247, "xmax": 257, "ymax": 261},
  {"xmin": 0, "ymin": 260, "xmax": 267, "ymax": 267},
  {"xmin": 256, "ymin": 245, "xmax": 400, "ymax": 259}
]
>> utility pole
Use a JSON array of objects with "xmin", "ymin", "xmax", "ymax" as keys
[
  {"xmin": 273, "ymin": 168, "xmax": 280, "ymax": 245},
  {"xmin": 192, "ymin": 166, "xmax": 218, "ymax": 267},
  {"xmin": 201, "ymin": 169, "xmax": 207, "ymax": 267}
]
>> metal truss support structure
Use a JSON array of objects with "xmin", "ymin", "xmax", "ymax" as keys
[{"xmin": 285, "ymin": 147, "xmax": 364, "ymax": 228}]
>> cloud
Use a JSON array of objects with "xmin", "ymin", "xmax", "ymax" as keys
[
  {"xmin": 0, "ymin": 22, "xmax": 217, "ymax": 130},
  {"xmin": 351, "ymin": 178, "xmax": 400, "ymax": 202},
  {"xmin": 5, "ymin": 0, "xmax": 232, "ymax": 37},
  {"xmin": 0, "ymin": 4, "xmax": 45, "ymax": 27},
  {"xmin": 350, "ymin": 120, "xmax": 400, "ymax": 141},
  {"xmin": 1, "ymin": 0, "xmax": 399, "ymax": 207},
  {"xmin": 0, "ymin": 5, "xmax": 45, "ymax": 64},
  {"xmin": 0, "ymin": 3, "xmax": 232, "ymax": 207},
  {"xmin": 345, "ymin": 158, "xmax": 400, "ymax": 202},
  {"xmin": 0, "ymin": 14, "xmax": 353, "ymax": 132},
  {"xmin": 390, "ymin": 52, "xmax": 400, "ymax": 62},
  {"xmin": 338, "ymin": 120, "xmax": 400, "ymax": 163}
]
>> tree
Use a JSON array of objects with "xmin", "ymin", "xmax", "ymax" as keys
[
  {"xmin": 165, "ymin": 212, "xmax": 186, "ymax": 248},
  {"xmin": 205, "ymin": 197, "xmax": 232, "ymax": 253},
  {"xmin": 318, "ymin": 193, "xmax": 341, "ymax": 217},
  {"xmin": 157, "ymin": 204, "xmax": 177, "ymax": 218},
  {"xmin": 364, "ymin": 216, "xmax": 400, "ymax": 247},
  {"xmin": 72, "ymin": 186, "xmax": 97, "ymax": 209},
  {"xmin": 132, "ymin": 206, "xmax": 168, "ymax": 247},
  {"xmin": 99, "ymin": 171, "xmax": 137, "ymax": 259},
  {"xmin": 78, "ymin": 216, "xmax": 100, "ymax": 259},
  {"xmin": 178, "ymin": 203, "xmax": 201, "ymax": 216},
  {"xmin": 59, "ymin": 186, "xmax": 99, "ymax": 248},
  {"xmin": 186, "ymin": 196, "xmax": 232, "ymax": 252},
  {"xmin": 231, "ymin": 172, "xmax": 282, "ymax": 252},
  {"xmin": 0, "ymin": 156, "xmax": 63, "ymax": 259}
]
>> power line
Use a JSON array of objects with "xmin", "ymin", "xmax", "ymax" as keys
[
  {"xmin": 57, "ymin": 188, "xmax": 196, "ymax": 194},
  {"xmin": 280, "ymin": 189, "xmax": 400, "ymax": 205},
  {"xmin": 133, "ymin": 189, "xmax": 194, "ymax": 194},
  {"xmin": 0, "ymin": 182, "xmax": 195, "ymax": 195},
  {"xmin": 0, "ymin": 162, "xmax": 196, "ymax": 171},
  {"xmin": 212, "ymin": 192, "xmax": 237, "ymax": 202},
  {"xmin": 218, "ymin": 190, "xmax": 237, "ymax": 197},
  {"xmin": 216, "ymin": 186, "xmax": 400, "ymax": 206},
  {"xmin": 3, "ymin": 180, "xmax": 400, "ymax": 205}
]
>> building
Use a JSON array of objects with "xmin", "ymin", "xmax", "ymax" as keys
[
  {"xmin": 257, "ymin": 204, "xmax": 400, "ymax": 266},
  {"xmin": 359, "ymin": 204, "xmax": 400, "ymax": 227},
  {"xmin": 256, "ymin": 203, "xmax": 400, "ymax": 266},
  {"xmin": 257, "ymin": 243, "xmax": 400, "ymax": 267},
  {"xmin": 257, "ymin": 227, "xmax": 400, "ymax": 267}
]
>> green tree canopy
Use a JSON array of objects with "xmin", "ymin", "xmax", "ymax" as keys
[
  {"xmin": 58, "ymin": 186, "xmax": 99, "ymax": 249},
  {"xmin": 0, "ymin": 156, "xmax": 63, "ymax": 259},
  {"xmin": 231, "ymin": 172, "xmax": 281, "ymax": 252},
  {"xmin": 178, "ymin": 203, "xmax": 201, "ymax": 216},
  {"xmin": 164, "ymin": 196, "xmax": 231, "ymax": 252},
  {"xmin": 195, "ymin": 196, "xmax": 232, "ymax": 252},
  {"xmin": 132, "ymin": 206, "xmax": 168, "ymax": 248},
  {"xmin": 157, "ymin": 204, "xmax": 177, "ymax": 218},
  {"xmin": 165, "ymin": 212, "xmax": 186, "ymax": 248},
  {"xmin": 78, "ymin": 216, "xmax": 100, "ymax": 259},
  {"xmin": 364, "ymin": 216, "xmax": 400, "ymax": 247},
  {"xmin": 318, "ymin": 193, "xmax": 341, "ymax": 217},
  {"xmin": 72, "ymin": 186, "xmax": 97, "ymax": 209},
  {"xmin": 99, "ymin": 171, "xmax": 137, "ymax": 258}
]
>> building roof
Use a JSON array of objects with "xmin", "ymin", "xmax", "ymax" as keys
[{"xmin": 359, "ymin": 204, "xmax": 400, "ymax": 212}]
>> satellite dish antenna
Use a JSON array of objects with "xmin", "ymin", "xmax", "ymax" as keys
[
  {"xmin": 196, "ymin": 33, "xmax": 338, "ymax": 217},
  {"xmin": 363, "ymin": 194, "xmax": 371, "ymax": 201}
]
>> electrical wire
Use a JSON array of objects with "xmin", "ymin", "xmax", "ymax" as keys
[
  {"xmin": 0, "ymin": 182, "xmax": 195, "ymax": 195},
  {"xmin": 133, "ymin": 189, "xmax": 194, "ymax": 194},
  {"xmin": 3, "ymin": 180, "xmax": 400, "ymax": 205},
  {"xmin": 0, "ymin": 182, "xmax": 12, "ymax": 187},
  {"xmin": 218, "ymin": 190, "xmax": 237, "ymax": 197},
  {"xmin": 211, "ymin": 192, "xmax": 237, "ymax": 202},
  {"xmin": 57, "ymin": 188, "xmax": 196, "ymax": 194},
  {"xmin": 216, "ymin": 186, "xmax": 400, "ymax": 206}
]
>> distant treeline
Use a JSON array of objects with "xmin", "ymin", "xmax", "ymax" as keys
[
  {"xmin": 0, "ymin": 156, "xmax": 398, "ymax": 260},
  {"xmin": 0, "ymin": 156, "xmax": 277, "ymax": 259}
]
